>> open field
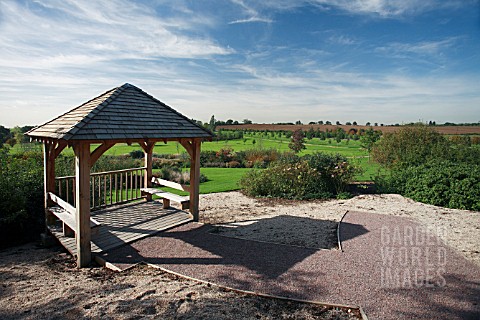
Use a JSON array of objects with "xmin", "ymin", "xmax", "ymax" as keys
[{"xmin": 218, "ymin": 123, "xmax": 480, "ymax": 135}]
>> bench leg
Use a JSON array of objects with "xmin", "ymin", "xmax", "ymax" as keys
[
  {"xmin": 63, "ymin": 223, "xmax": 75, "ymax": 237},
  {"xmin": 181, "ymin": 201, "xmax": 190, "ymax": 210},
  {"xmin": 142, "ymin": 191, "xmax": 153, "ymax": 202},
  {"xmin": 162, "ymin": 198, "xmax": 171, "ymax": 209}
]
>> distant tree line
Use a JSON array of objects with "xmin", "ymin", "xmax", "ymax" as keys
[
  {"xmin": 191, "ymin": 115, "xmax": 253, "ymax": 132},
  {"xmin": 0, "ymin": 125, "xmax": 35, "ymax": 146}
]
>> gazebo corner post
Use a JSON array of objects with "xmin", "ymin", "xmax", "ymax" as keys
[
  {"xmin": 73, "ymin": 142, "xmax": 92, "ymax": 268},
  {"xmin": 189, "ymin": 139, "xmax": 201, "ymax": 222},
  {"xmin": 43, "ymin": 142, "xmax": 56, "ymax": 229},
  {"xmin": 143, "ymin": 142, "xmax": 154, "ymax": 201}
]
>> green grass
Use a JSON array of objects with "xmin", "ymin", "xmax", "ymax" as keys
[
  {"xmin": 350, "ymin": 157, "xmax": 385, "ymax": 181},
  {"xmin": 152, "ymin": 167, "xmax": 251, "ymax": 196}
]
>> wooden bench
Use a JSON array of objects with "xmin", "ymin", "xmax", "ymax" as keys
[
  {"xmin": 47, "ymin": 192, "xmax": 101, "ymax": 237},
  {"xmin": 141, "ymin": 178, "xmax": 190, "ymax": 210}
]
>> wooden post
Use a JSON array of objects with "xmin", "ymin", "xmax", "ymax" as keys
[
  {"xmin": 43, "ymin": 142, "xmax": 56, "ymax": 227},
  {"xmin": 189, "ymin": 139, "xmax": 201, "ymax": 221},
  {"xmin": 74, "ymin": 142, "xmax": 91, "ymax": 268},
  {"xmin": 143, "ymin": 142, "xmax": 154, "ymax": 201}
]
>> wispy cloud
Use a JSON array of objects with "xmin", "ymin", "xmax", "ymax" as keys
[
  {"xmin": 328, "ymin": 35, "xmax": 357, "ymax": 45},
  {"xmin": 375, "ymin": 37, "xmax": 460, "ymax": 67},
  {"xmin": 0, "ymin": 0, "xmax": 233, "ymax": 65},
  {"xmin": 229, "ymin": 16, "xmax": 273, "ymax": 24},
  {"xmin": 256, "ymin": 0, "xmax": 474, "ymax": 17},
  {"xmin": 228, "ymin": 0, "xmax": 273, "ymax": 24}
]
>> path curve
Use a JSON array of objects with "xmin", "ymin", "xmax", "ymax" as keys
[{"xmin": 102, "ymin": 211, "xmax": 480, "ymax": 320}]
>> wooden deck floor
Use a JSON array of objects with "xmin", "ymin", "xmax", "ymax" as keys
[{"xmin": 49, "ymin": 201, "xmax": 193, "ymax": 256}]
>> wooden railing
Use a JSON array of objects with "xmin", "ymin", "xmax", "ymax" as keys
[{"xmin": 55, "ymin": 167, "xmax": 147, "ymax": 210}]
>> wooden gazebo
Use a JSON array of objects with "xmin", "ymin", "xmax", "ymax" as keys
[{"xmin": 26, "ymin": 83, "xmax": 213, "ymax": 267}]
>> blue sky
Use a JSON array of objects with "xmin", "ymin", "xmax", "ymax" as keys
[{"xmin": 0, "ymin": 0, "xmax": 479, "ymax": 127}]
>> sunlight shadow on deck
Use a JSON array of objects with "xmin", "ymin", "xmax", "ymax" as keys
[{"xmin": 49, "ymin": 201, "xmax": 192, "ymax": 256}]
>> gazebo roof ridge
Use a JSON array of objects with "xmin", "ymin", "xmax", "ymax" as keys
[
  {"xmin": 26, "ymin": 83, "xmax": 213, "ymax": 141},
  {"xmin": 120, "ymin": 83, "xmax": 213, "ymax": 137}
]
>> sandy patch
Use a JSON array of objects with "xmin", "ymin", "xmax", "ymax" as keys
[
  {"xmin": 0, "ymin": 244, "xmax": 360, "ymax": 319},
  {"xmin": 200, "ymin": 192, "xmax": 480, "ymax": 266}
]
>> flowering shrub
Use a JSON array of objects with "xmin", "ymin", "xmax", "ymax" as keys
[
  {"xmin": 244, "ymin": 148, "xmax": 279, "ymax": 168},
  {"xmin": 240, "ymin": 152, "xmax": 360, "ymax": 200},
  {"xmin": 216, "ymin": 148, "xmax": 235, "ymax": 163}
]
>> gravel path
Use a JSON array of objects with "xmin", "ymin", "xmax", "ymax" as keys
[{"xmin": 102, "ymin": 211, "xmax": 480, "ymax": 320}]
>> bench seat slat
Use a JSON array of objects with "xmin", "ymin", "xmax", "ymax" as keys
[
  {"xmin": 48, "ymin": 206, "xmax": 101, "ymax": 231},
  {"xmin": 141, "ymin": 186, "xmax": 190, "ymax": 210},
  {"xmin": 141, "ymin": 188, "xmax": 189, "ymax": 204}
]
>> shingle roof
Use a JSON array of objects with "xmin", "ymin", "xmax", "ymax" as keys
[{"xmin": 26, "ymin": 83, "xmax": 213, "ymax": 141}]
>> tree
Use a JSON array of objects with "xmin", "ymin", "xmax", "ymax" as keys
[
  {"xmin": 325, "ymin": 121, "xmax": 331, "ymax": 125},
  {"xmin": 226, "ymin": 119, "xmax": 234, "ymax": 125},
  {"xmin": 360, "ymin": 128, "xmax": 382, "ymax": 157},
  {"xmin": 243, "ymin": 119, "xmax": 252, "ymax": 124},
  {"xmin": 288, "ymin": 129, "xmax": 306, "ymax": 153},
  {"xmin": 11, "ymin": 126, "xmax": 34, "ymax": 145},
  {"xmin": 6, "ymin": 138, "xmax": 16, "ymax": 147},
  {"xmin": 306, "ymin": 128, "xmax": 315, "ymax": 140},
  {"xmin": 335, "ymin": 121, "xmax": 341, "ymax": 125},
  {"xmin": 0, "ymin": 125, "xmax": 11, "ymax": 144},
  {"xmin": 366, "ymin": 122, "xmax": 371, "ymax": 126},
  {"xmin": 208, "ymin": 115, "xmax": 216, "ymax": 132},
  {"xmin": 318, "ymin": 120, "xmax": 324, "ymax": 125},
  {"xmin": 295, "ymin": 120, "xmax": 303, "ymax": 125},
  {"xmin": 352, "ymin": 121, "xmax": 357, "ymax": 126},
  {"xmin": 345, "ymin": 122, "xmax": 352, "ymax": 125}
]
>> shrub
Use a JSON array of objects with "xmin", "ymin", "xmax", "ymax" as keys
[
  {"xmin": 129, "ymin": 149, "xmax": 144, "ymax": 159},
  {"xmin": 0, "ymin": 147, "xmax": 44, "ymax": 247},
  {"xmin": 216, "ymin": 148, "xmax": 234, "ymax": 163},
  {"xmin": 152, "ymin": 157, "xmax": 182, "ymax": 170},
  {"xmin": 304, "ymin": 153, "xmax": 361, "ymax": 194},
  {"xmin": 154, "ymin": 168, "xmax": 208, "ymax": 185},
  {"xmin": 240, "ymin": 152, "xmax": 360, "ymax": 200},
  {"xmin": 226, "ymin": 161, "xmax": 242, "ymax": 168},
  {"xmin": 244, "ymin": 148, "xmax": 280, "ymax": 168},
  {"xmin": 372, "ymin": 125, "xmax": 480, "ymax": 210},
  {"xmin": 200, "ymin": 150, "xmax": 218, "ymax": 166},
  {"xmin": 376, "ymin": 160, "xmax": 480, "ymax": 211},
  {"xmin": 372, "ymin": 125, "xmax": 450, "ymax": 168}
]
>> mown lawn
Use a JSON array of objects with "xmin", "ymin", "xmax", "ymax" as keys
[{"xmin": 152, "ymin": 167, "xmax": 251, "ymax": 196}]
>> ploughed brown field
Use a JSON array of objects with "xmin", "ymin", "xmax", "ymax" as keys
[{"xmin": 217, "ymin": 124, "xmax": 480, "ymax": 135}]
